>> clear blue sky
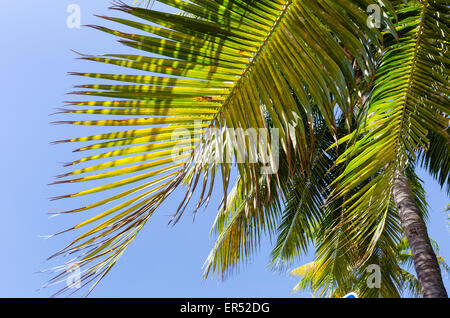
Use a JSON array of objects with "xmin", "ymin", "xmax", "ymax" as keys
[{"xmin": 0, "ymin": 1, "xmax": 448, "ymax": 298}]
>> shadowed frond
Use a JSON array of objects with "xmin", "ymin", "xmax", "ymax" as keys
[
  {"xmin": 289, "ymin": 162, "xmax": 433, "ymax": 298},
  {"xmin": 291, "ymin": 234, "xmax": 449, "ymax": 298},
  {"xmin": 202, "ymin": 172, "xmax": 283, "ymax": 278},
  {"xmin": 268, "ymin": 113, "xmax": 337, "ymax": 270},
  {"xmin": 420, "ymin": 130, "xmax": 450, "ymax": 194}
]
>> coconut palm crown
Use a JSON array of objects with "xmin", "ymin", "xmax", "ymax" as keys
[{"xmin": 48, "ymin": 0, "xmax": 448, "ymax": 297}]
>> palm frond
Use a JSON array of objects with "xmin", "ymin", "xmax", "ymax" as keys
[
  {"xmin": 202, "ymin": 172, "xmax": 282, "ymax": 278},
  {"xmin": 329, "ymin": 0, "xmax": 449, "ymax": 258},
  {"xmin": 290, "ymin": 163, "xmax": 433, "ymax": 298},
  {"xmin": 420, "ymin": 130, "xmax": 450, "ymax": 194},
  {"xmin": 269, "ymin": 113, "xmax": 336, "ymax": 270},
  {"xmin": 291, "ymin": 234, "xmax": 449, "ymax": 298},
  {"xmin": 50, "ymin": 0, "xmax": 396, "ymax": 294}
]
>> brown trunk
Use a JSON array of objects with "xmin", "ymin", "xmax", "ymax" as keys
[{"xmin": 392, "ymin": 172, "xmax": 448, "ymax": 298}]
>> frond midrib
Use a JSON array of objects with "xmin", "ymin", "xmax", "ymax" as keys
[
  {"xmin": 392, "ymin": 1, "xmax": 429, "ymax": 173},
  {"xmin": 214, "ymin": 0, "xmax": 293, "ymax": 123}
]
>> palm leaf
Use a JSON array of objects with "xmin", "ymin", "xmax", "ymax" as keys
[
  {"xmin": 50, "ymin": 0, "xmax": 394, "ymax": 294},
  {"xmin": 289, "ymin": 160, "xmax": 433, "ymax": 298},
  {"xmin": 329, "ymin": 0, "xmax": 449, "ymax": 259},
  {"xmin": 291, "ymin": 235, "xmax": 449, "ymax": 298},
  {"xmin": 420, "ymin": 130, "xmax": 450, "ymax": 194}
]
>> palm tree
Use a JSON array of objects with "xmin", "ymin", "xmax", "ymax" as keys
[{"xmin": 49, "ymin": 0, "xmax": 448, "ymax": 297}]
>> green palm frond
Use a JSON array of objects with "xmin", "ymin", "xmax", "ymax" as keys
[
  {"xmin": 329, "ymin": 0, "xmax": 449, "ymax": 258},
  {"xmin": 202, "ymin": 172, "xmax": 282, "ymax": 278},
  {"xmin": 204, "ymin": 109, "xmax": 336, "ymax": 277},
  {"xmin": 269, "ymin": 113, "xmax": 336, "ymax": 270},
  {"xmin": 268, "ymin": 168, "xmax": 324, "ymax": 270},
  {"xmin": 291, "ymin": 235, "xmax": 449, "ymax": 298},
  {"xmin": 51, "ymin": 0, "xmax": 391, "ymax": 295},
  {"xmin": 289, "ymin": 162, "xmax": 432, "ymax": 298},
  {"xmin": 420, "ymin": 130, "xmax": 450, "ymax": 194}
]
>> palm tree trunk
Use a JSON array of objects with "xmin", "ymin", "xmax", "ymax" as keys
[{"xmin": 392, "ymin": 172, "xmax": 448, "ymax": 298}]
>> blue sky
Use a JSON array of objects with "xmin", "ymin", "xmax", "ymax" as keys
[{"xmin": 0, "ymin": 1, "xmax": 448, "ymax": 298}]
